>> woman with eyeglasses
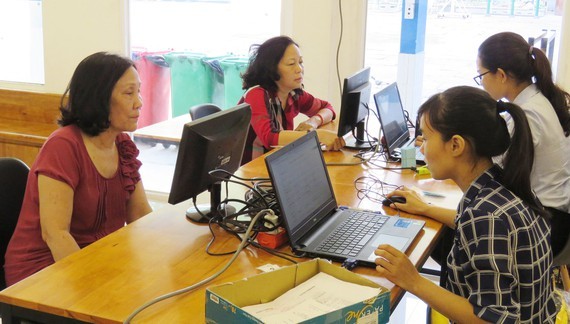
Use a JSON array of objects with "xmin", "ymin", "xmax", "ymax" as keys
[
  {"xmin": 393, "ymin": 32, "xmax": 570, "ymax": 259},
  {"xmin": 475, "ymin": 32, "xmax": 570, "ymax": 256}
]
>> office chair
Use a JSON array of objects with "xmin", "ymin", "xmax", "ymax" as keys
[
  {"xmin": 553, "ymin": 236, "xmax": 570, "ymax": 293},
  {"xmin": 188, "ymin": 103, "xmax": 222, "ymax": 121},
  {"xmin": 0, "ymin": 157, "xmax": 29, "ymax": 290},
  {"xmin": 554, "ymin": 235, "xmax": 570, "ymax": 266}
]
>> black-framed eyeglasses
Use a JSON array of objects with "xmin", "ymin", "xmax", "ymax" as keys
[{"xmin": 473, "ymin": 70, "xmax": 492, "ymax": 86}]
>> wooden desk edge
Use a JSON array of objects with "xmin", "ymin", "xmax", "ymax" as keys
[{"xmin": 0, "ymin": 147, "xmax": 455, "ymax": 323}]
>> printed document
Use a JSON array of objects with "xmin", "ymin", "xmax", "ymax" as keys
[{"xmin": 242, "ymin": 272, "xmax": 381, "ymax": 323}]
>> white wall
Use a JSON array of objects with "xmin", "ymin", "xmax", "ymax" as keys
[
  {"xmin": 281, "ymin": 0, "xmax": 367, "ymax": 111},
  {"xmin": 557, "ymin": 0, "xmax": 570, "ymax": 90}
]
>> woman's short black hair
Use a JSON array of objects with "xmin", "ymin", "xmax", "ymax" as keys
[
  {"xmin": 241, "ymin": 36, "xmax": 298, "ymax": 93},
  {"xmin": 58, "ymin": 52, "xmax": 135, "ymax": 136}
]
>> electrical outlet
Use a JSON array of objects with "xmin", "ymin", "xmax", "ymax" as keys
[{"xmin": 404, "ymin": 0, "xmax": 415, "ymax": 19}]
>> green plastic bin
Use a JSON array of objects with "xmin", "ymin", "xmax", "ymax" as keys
[
  {"xmin": 220, "ymin": 56, "xmax": 249, "ymax": 108},
  {"xmin": 164, "ymin": 52, "xmax": 226, "ymax": 117}
]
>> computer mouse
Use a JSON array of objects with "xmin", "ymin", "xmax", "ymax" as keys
[{"xmin": 382, "ymin": 195, "xmax": 406, "ymax": 206}]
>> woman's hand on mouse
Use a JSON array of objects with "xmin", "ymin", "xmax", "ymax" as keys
[{"xmin": 386, "ymin": 187, "xmax": 430, "ymax": 215}]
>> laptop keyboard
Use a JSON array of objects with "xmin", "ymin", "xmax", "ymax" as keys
[{"xmin": 316, "ymin": 211, "xmax": 389, "ymax": 257}]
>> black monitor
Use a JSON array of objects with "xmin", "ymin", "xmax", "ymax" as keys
[
  {"xmin": 336, "ymin": 67, "xmax": 373, "ymax": 149},
  {"xmin": 168, "ymin": 103, "xmax": 251, "ymax": 223}
]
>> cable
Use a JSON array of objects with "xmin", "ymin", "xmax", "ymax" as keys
[
  {"xmin": 354, "ymin": 175, "xmax": 401, "ymax": 204},
  {"xmin": 336, "ymin": 0, "xmax": 344, "ymax": 98},
  {"xmin": 210, "ymin": 169, "xmax": 270, "ymax": 183},
  {"xmin": 208, "ymin": 170, "xmax": 272, "ymax": 210},
  {"xmin": 193, "ymin": 169, "xmax": 285, "ymax": 260},
  {"xmin": 349, "ymin": 103, "xmax": 378, "ymax": 146},
  {"xmin": 123, "ymin": 209, "xmax": 273, "ymax": 324},
  {"xmin": 327, "ymin": 104, "xmax": 383, "ymax": 166},
  {"xmin": 353, "ymin": 175, "xmax": 407, "ymax": 215},
  {"xmin": 327, "ymin": 138, "xmax": 381, "ymax": 167},
  {"xmin": 247, "ymin": 239, "xmax": 301, "ymax": 264},
  {"xmin": 403, "ymin": 109, "xmax": 415, "ymax": 129}
]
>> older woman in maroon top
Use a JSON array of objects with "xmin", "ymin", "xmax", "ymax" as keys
[
  {"xmin": 239, "ymin": 36, "xmax": 345, "ymax": 164},
  {"xmin": 4, "ymin": 52, "xmax": 153, "ymax": 286}
]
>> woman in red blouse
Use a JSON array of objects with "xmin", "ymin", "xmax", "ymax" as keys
[
  {"xmin": 4, "ymin": 52, "xmax": 153, "ymax": 286},
  {"xmin": 239, "ymin": 36, "xmax": 345, "ymax": 164}
]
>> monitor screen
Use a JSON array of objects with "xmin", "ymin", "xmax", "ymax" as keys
[
  {"xmin": 168, "ymin": 103, "xmax": 251, "ymax": 222},
  {"xmin": 373, "ymin": 82, "xmax": 410, "ymax": 155},
  {"xmin": 336, "ymin": 67, "xmax": 373, "ymax": 149}
]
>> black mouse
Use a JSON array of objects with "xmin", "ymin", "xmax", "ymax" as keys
[{"xmin": 382, "ymin": 195, "xmax": 406, "ymax": 206}]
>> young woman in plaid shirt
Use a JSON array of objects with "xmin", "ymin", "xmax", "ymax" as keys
[{"xmin": 376, "ymin": 86, "xmax": 557, "ymax": 323}]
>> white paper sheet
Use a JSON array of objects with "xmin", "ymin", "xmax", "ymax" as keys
[{"xmin": 242, "ymin": 272, "xmax": 381, "ymax": 323}]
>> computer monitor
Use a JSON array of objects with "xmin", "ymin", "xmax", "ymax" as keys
[
  {"xmin": 336, "ymin": 67, "xmax": 373, "ymax": 149},
  {"xmin": 168, "ymin": 103, "xmax": 251, "ymax": 223}
]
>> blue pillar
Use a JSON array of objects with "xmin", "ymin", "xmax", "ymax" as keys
[
  {"xmin": 510, "ymin": 0, "xmax": 515, "ymax": 16},
  {"xmin": 397, "ymin": 0, "xmax": 427, "ymax": 119}
]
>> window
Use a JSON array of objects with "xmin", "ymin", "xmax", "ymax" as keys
[
  {"xmin": 130, "ymin": 0, "xmax": 280, "ymax": 55},
  {"xmin": 129, "ymin": 0, "xmax": 281, "ymax": 194},
  {"xmin": 0, "ymin": 0, "xmax": 44, "ymax": 84},
  {"xmin": 129, "ymin": 0, "xmax": 281, "ymax": 121},
  {"xmin": 365, "ymin": 0, "xmax": 562, "ymax": 102}
]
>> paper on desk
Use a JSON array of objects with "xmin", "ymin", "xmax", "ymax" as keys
[{"xmin": 242, "ymin": 272, "xmax": 381, "ymax": 323}]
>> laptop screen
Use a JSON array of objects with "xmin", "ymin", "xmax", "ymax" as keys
[
  {"xmin": 264, "ymin": 131, "xmax": 338, "ymax": 243},
  {"xmin": 374, "ymin": 83, "xmax": 411, "ymax": 154}
]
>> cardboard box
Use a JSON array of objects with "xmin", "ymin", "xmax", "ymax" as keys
[{"xmin": 205, "ymin": 259, "xmax": 390, "ymax": 323}]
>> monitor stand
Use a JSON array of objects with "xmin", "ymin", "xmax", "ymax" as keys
[
  {"xmin": 186, "ymin": 182, "xmax": 236, "ymax": 223},
  {"xmin": 344, "ymin": 121, "xmax": 375, "ymax": 149}
]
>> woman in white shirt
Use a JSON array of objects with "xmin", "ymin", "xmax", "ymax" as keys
[
  {"xmin": 392, "ymin": 31, "xmax": 570, "ymax": 257},
  {"xmin": 476, "ymin": 31, "xmax": 570, "ymax": 255}
]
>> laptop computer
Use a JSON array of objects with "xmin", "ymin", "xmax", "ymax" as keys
[
  {"xmin": 374, "ymin": 82, "xmax": 425, "ymax": 164},
  {"xmin": 264, "ymin": 131, "xmax": 425, "ymax": 267}
]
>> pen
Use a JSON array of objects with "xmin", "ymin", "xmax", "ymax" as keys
[{"xmin": 422, "ymin": 190, "xmax": 446, "ymax": 198}]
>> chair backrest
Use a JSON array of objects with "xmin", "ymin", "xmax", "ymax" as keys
[
  {"xmin": 0, "ymin": 157, "xmax": 29, "ymax": 289},
  {"xmin": 554, "ymin": 237, "xmax": 570, "ymax": 266},
  {"xmin": 188, "ymin": 103, "xmax": 222, "ymax": 120}
]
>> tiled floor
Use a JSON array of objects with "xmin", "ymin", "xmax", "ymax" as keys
[{"xmin": 388, "ymin": 259, "xmax": 441, "ymax": 323}]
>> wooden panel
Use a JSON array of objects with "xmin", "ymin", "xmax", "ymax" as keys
[
  {"xmin": 0, "ymin": 89, "xmax": 62, "ymax": 165},
  {"xmin": 0, "ymin": 120, "xmax": 58, "ymax": 143},
  {"xmin": 0, "ymin": 141, "xmax": 41, "ymax": 167},
  {"xmin": 0, "ymin": 89, "xmax": 61, "ymax": 124}
]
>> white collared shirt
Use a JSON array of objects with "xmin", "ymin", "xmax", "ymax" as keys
[{"xmin": 496, "ymin": 84, "xmax": 570, "ymax": 212}]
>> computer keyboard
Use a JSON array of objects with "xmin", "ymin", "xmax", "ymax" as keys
[{"xmin": 316, "ymin": 211, "xmax": 388, "ymax": 257}]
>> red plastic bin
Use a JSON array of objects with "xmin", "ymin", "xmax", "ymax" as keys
[{"xmin": 132, "ymin": 50, "xmax": 172, "ymax": 129}]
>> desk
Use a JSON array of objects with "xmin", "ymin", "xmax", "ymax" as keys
[
  {"xmin": 0, "ymin": 150, "xmax": 462, "ymax": 323},
  {"xmin": 132, "ymin": 114, "xmax": 191, "ymax": 148}
]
